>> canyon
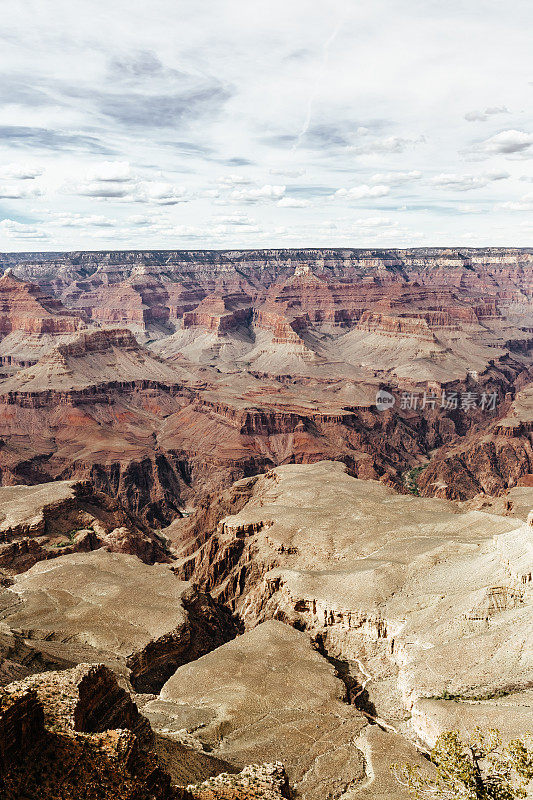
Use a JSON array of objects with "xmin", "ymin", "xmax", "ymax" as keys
[{"xmin": 0, "ymin": 248, "xmax": 531, "ymax": 798}]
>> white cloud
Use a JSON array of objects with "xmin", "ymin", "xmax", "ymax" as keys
[
  {"xmin": 0, "ymin": 163, "xmax": 42, "ymax": 180},
  {"xmin": 370, "ymin": 171, "xmax": 421, "ymax": 184},
  {"xmin": 217, "ymin": 174, "xmax": 252, "ymax": 186},
  {"xmin": 481, "ymin": 130, "xmax": 533, "ymax": 155},
  {"xmin": 0, "ymin": 2, "xmax": 531, "ymax": 248},
  {"xmin": 0, "ymin": 219, "xmax": 48, "ymax": 239},
  {"xmin": 86, "ymin": 161, "xmax": 133, "ymax": 182},
  {"xmin": 353, "ymin": 216, "xmax": 395, "ymax": 228},
  {"xmin": 127, "ymin": 214, "xmax": 154, "ymax": 226},
  {"xmin": 465, "ymin": 106, "xmax": 509, "ymax": 122},
  {"xmin": 140, "ymin": 181, "xmax": 188, "ymax": 204},
  {"xmin": 74, "ymin": 180, "xmax": 134, "ymax": 198},
  {"xmin": 270, "ymin": 168, "xmax": 305, "ymax": 177},
  {"xmin": 212, "ymin": 213, "xmax": 257, "ymax": 225},
  {"xmin": 47, "ymin": 212, "xmax": 116, "ymax": 227},
  {"xmin": 277, "ymin": 196, "xmax": 311, "ymax": 207},
  {"xmin": 0, "ymin": 183, "xmax": 41, "ymax": 199},
  {"xmin": 431, "ymin": 171, "xmax": 509, "ymax": 191},
  {"xmin": 332, "ymin": 184, "xmax": 390, "ymax": 200},
  {"xmin": 496, "ymin": 192, "xmax": 533, "ymax": 211},
  {"xmin": 229, "ymin": 184, "xmax": 286, "ymax": 203},
  {"xmin": 349, "ymin": 136, "xmax": 422, "ymax": 156}
]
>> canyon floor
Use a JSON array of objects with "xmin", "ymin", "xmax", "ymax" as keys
[{"xmin": 0, "ymin": 248, "xmax": 531, "ymax": 798}]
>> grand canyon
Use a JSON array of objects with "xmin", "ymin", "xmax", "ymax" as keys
[{"xmin": 0, "ymin": 247, "xmax": 531, "ymax": 798}]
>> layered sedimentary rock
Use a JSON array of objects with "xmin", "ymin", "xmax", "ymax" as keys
[
  {"xmin": 0, "ymin": 479, "xmax": 169, "ymax": 574},
  {"xmin": 0, "ymin": 270, "xmax": 84, "ymax": 337},
  {"xmin": 0, "ymin": 248, "xmax": 529, "ymax": 518},
  {"xmin": 0, "ymin": 319, "xmax": 527, "ymax": 525},
  {"xmin": 0, "ymin": 660, "xmax": 293, "ymax": 799},
  {"xmin": 0, "ymin": 271, "xmax": 86, "ymax": 369},
  {"xmin": 419, "ymin": 380, "xmax": 533, "ymax": 499}
]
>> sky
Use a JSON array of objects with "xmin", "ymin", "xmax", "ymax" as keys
[{"xmin": 0, "ymin": 0, "xmax": 532, "ymax": 251}]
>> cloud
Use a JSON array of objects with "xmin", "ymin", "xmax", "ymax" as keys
[
  {"xmin": 349, "ymin": 136, "xmax": 422, "ymax": 156},
  {"xmin": 0, "ymin": 126, "xmax": 113, "ymax": 154},
  {"xmin": 212, "ymin": 214, "xmax": 257, "ymax": 226},
  {"xmin": 0, "ymin": 183, "xmax": 41, "ymax": 199},
  {"xmin": 222, "ymin": 157, "xmax": 254, "ymax": 167},
  {"xmin": 332, "ymin": 184, "xmax": 390, "ymax": 200},
  {"xmin": 0, "ymin": 163, "xmax": 42, "ymax": 180},
  {"xmin": 74, "ymin": 181, "xmax": 134, "ymax": 198},
  {"xmin": 127, "ymin": 214, "xmax": 154, "ymax": 226},
  {"xmin": 370, "ymin": 171, "xmax": 422, "ymax": 184},
  {"xmin": 140, "ymin": 181, "xmax": 189, "ymax": 205},
  {"xmin": 217, "ymin": 174, "xmax": 252, "ymax": 186},
  {"xmin": 277, "ymin": 197, "xmax": 312, "ymax": 207},
  {"xmin": 481, "ymin": 130, "xmax": 533, "ymax": 155},
  {"xmin": 353, "ymin": 216, "xmax": 395, "ymax": 228},
  {"xmin": 228, "ymin": 184, "xmax": 286, "ymax": 203},
  {"xmin": 0, "ymin": 219, "xmax": 48, "ymax": 239},
  {"xmin": 270, "ymin": 168, "xmax": 305, "ymax": 177},
  {"xmin": 496, "ymin": 192, "xmax": 533, "ymax": 211},
  {"xmin": 464, "ymin": 106, "xmax": 509, "ymax": 122},
  {"xmin": 86, "ymin": 161, "xmax": 133, "ymax": 182},
  {"xmin": 47, "ymin": 212, "xmax": 116, "ymax": 227},
  {"xmin": 95, "ymin": 87, "xmax": 231, "ymax": 128},
  {"xmin": 431, "ymin": 171, "xmax": 509, "ymax": 190}
]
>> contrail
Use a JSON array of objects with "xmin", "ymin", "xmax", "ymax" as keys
[{"xmin": 292, "ymin": 14, "xmax": 345, "ymax": 151}]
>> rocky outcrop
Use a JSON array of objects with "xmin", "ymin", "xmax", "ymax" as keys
[
  {"xmin": 357, "ymin": 311, "xmax": 438, "ymax": 340},
  {"xmin": 0, "ymin": 661, "xmax": 295, "ymax": 800},
  {"xmin": 0, "ymin": 686, "xmax": 44, "ymax": 771},
  {"xmin": 419, "ymin": 380, "xmax": 533, "ymax": 499},
  {"xmin": 144, "ymin": 620, "xmax": 431, "ymax": 800},
  {"xmin": 183, "ymin": 293, "xmax": 252, "ymax": 334},
  {"xmin": 0, "ymin": 271, "xmax": 84, "ymax": 336},
  {"xmin": 0, "ymin": 664, "xmax": 175, "ymax": 799},
  {"xmin": 0, "ymin": 479, "xmax": 170, "ymax": 573},
  {"xmin": 0, "ymin": 550, "xmax": 240, "ymax": 693},
  {"xmin": 127, "ymin": 588, "xmax": 241, "ymax": 692},
  {"xmin": 185, "ymin": 762, "xmax": 290, "ymax": 800},
  {"xmin": 173, "ymin": 463, "xmax": 533, "ymax": 731},
  {"xmin": 0, "ymin": 247, "xmax": 529, "ymax": 524}
]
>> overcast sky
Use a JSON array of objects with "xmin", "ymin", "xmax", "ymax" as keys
[{"xmin": 0, "ymin": 0, "xmax": 532, "ymax": 251}]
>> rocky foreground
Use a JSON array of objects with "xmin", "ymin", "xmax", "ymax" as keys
[{"xmin": 0, "ymin": 461, "xmax": 531, "ymax": 798}]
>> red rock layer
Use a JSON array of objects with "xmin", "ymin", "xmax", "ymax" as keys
[{"xmin": 0, "ymin": 272, "xmax": 84, "ymax": 336}]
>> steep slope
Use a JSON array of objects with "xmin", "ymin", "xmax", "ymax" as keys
[
  {"xmin": 0, "ymin": 270, "xmax": 86, "ymax": 370},
  {"xmin": 0, "ymin": 479, "xmax": 170, "ymax": 574},
  {"xmin": 0, "ymin": 248, "xmax": 529, "ymax": 512},
  {"xmin": 0, "ymin": 327, "xmax": 195, "ymax": 396},
  {"xmin": 0, "ymin": 662, "xmax": 290, "ymax": 799},
  {"xmin": 419, "ymin": 380, "xmax": 533, "ymax": 498}
]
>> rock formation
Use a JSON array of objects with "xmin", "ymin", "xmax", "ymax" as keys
[
  {"xmin": 172, "ymin": 462, "xmax": 533, "ymax": 751},
  {"xmin": 0, "ymin": 479, "xmax": 170, "ymax": 574},
  {"xmin": 0, "ymin": 550, "xmax": 240, "ymax": 692},
  {"xmin": 0, "ymin": 248, "xmax": 528, "ymax": 514}
]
